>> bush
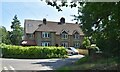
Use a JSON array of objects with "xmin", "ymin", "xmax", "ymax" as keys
[
  {"xmin": 82, "ymin": 37, "xmax": 91, "ymax": 49},
  {"xmin": 0, "ymin": 43, "xmax": 67, "ymax": 59}
]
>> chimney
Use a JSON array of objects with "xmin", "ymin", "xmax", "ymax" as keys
[
  {"xmin": 60, "ymin": 17, "xmax": 65, "ymax": 24},
  {"xmin": 43, "ymin": 18, "xmax": 47, "ymax": 25},
  {"xmin": 75, "ymin": 22, "xmax": 78, "ymax": 24}
]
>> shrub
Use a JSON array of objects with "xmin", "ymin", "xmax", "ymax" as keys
[
  {"xmin": 0, "ymin": 44, "xmax": 67, "ymax": 59},
  {"xmin": 82, "ymin": 37, "xmax": 91, "ymax": 49}
]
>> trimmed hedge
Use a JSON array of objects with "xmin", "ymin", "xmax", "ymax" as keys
[{"xmin": 0, "ymin": 43, "xmax": 67, "ymax": 59}]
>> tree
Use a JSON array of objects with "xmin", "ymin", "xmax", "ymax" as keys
[
  {"xmin": 10, "ymin": 15, "xmax": 23, "ymax": 45},
  {"xmin": 0, "ymin": 26, "xmax": 11, "ymax": 44},
  {"xmin": 82, "ymin": 37, "xmax": 91, "ymax": 49},
  {"xmin": 41, "ymin": 0, "xmax": 79, "ymax": 12},
  {"xmin": 79, "ymin": 2, "xmax": 120, "ymax": 57},
  {"xmin": 43, "ymin": 1, "xmax": 120, "ymax": 57}
]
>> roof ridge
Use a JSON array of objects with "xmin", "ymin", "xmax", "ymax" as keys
[{"xmin": 25, "ymin": 19, "xmax": 76, "ymax": 24}]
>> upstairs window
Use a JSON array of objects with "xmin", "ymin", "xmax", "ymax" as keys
[
  {"xmin": 73, "ymin": 31, "xmax": 80, "ymax": 39},
  {"xmin": 42, "ymin": 32, "xmax": 50, "ymax": 38},
  {"xmin": 74, "ymin": 34, "xmax": 80, "ymax": 39},
  {"xmin": 61, "ymin": 31, "xmax": 68, "ymax": 39}
]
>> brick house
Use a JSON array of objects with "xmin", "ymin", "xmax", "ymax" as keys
[{"xmin": 22, "ymin": 17, "xmax": 84, "ymax": 48}]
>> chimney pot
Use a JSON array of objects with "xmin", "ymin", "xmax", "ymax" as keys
[
  {"xmin": 43, "ymin": 18, "xmax": 47, "ymax": 25},
  {"xmin": 60, "ymin": 17, "xmax": 65, "ymax": 24}
]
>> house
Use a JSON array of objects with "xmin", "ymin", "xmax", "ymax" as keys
[{"xmin": 21, "ymin": 17, "xmax": 84, "ymax": 48}]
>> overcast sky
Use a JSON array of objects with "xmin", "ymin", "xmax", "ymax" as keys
[{"xmin": 1, "ymin": 0, "xmax": 78, "ymax": 31}]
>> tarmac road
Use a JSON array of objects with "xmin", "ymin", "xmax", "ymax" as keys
[{"xmin": 1, "ymin": 54, "xmax": 84, "ymax": 71}]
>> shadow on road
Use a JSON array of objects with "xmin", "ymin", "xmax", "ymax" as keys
[{"xmin": 31, "ymin": 58, "xmax": 80, "ymax": 70}]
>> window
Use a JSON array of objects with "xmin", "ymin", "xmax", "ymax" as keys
[
  {"xmin": 42, "ymin": 32, "xmax": 50, "ymax": 38},
  {"xmin": 74, "ymin": 34, "xmax": 80, "ymax": 39},
  {"xmin": 73, "ymin": 31, "xmax": 80, "ymax": 39},
  {"xmin": 41, "ymin": 42, "xmax": 50, "ymax": 46},
  {"xmin": 61, "ymin": 42, "xmax": 68, "ymax": 47},
  {"xmin": 61, "ymin": 31, "xmax": 68, "ymax": 39},
  {"xmin": 74, "ymin": 42, "xmax": 80, "ymax": 48}
]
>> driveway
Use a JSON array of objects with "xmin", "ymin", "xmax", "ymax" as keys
[{"xmin": 1, "ymin": 54, "xmax": 84, "ymax": 71}]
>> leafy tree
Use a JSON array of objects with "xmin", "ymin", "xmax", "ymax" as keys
[
  {"xmin": 43, "ymin": 1, "xmax": 120, "ymax": 57},
  {"xmin": 10, "ymin": 15, "xmax": 23, "ymax": 45},
  {"xmin": 82, "ymin": 37, "xmax": 91, "ymax": 49},
  {"xmin": 0, "ymin": 26, "xmax": 11, "ymax": 44},
  {"xmin": 78, "ymin": 2, "xmax": 120, "ymax": 57}
]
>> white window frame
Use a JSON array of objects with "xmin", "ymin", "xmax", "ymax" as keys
[
  {"xmin": 61, "ymin": 31, "xmax": 68, "ymax": 39},
  {"xmin": 41, "ymin": 42, "xmax": 50, "ymax": 46},
  {"xmin": 42, "ymin": 32, "xmax": 50, "ymax": 38},
  {"xmin": 74, "ymin": 34, "xmax": 80, "ymax": 39},
  {"xmin": 61, "ymin": 42, "xmax": 68, "ymax": 47}
]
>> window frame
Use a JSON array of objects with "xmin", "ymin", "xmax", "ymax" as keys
[
  {"xmin": 73, "ymin": 31, "xmax": 80, "ymax": 39},
  {"xmin": 41, "ymin": 42, "xmax": 50, "ymax": 46},
  {"xmin": 61, "ymin": 42, "xmax": 68, "ymax": 47},
  {"xmin": 42, "ymin": 32, "xmax": 50, "ymax": 38},
  {"xmin": 61, "ymin": 31, "xmax": 68, "ymax": 39},
  {"xmin": 74, "ymin": 42, "xmax": 80, "ymax": 48},
  {"xmin": 74, "ymin": 34, "xmax": 80, "ymax": 39}
]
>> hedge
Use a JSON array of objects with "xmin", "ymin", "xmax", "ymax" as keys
[{"xmin": 0, "ymin": 43, "xmax": 67, "ymax": 59}]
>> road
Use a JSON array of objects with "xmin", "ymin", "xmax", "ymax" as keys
[{"xmin": 1, "ymin": 55, "xmax": 84, "ymax": 71}]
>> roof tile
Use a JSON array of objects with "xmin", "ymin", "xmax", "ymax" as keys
[{"xmin": 25, "ymin": 19, "xmax": 84, "ymax": 35}]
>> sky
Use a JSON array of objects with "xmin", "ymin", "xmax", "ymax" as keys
[{"xmin": 1, "ymin": 0, "xmax": 78, "ymax": 31}]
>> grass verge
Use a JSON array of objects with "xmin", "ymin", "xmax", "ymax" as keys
[{"xmin": 58, "ymin": 56, "xmax": 120, "ymax": 70}]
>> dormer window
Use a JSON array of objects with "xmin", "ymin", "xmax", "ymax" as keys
[
  {"xmin": 73, "ymin": 31, "xmax": 80, "ymax": 39},
  {"xmin": 42, "ymin": 32, "xmax": 50, "ymax": 38},
  {"xmin": 61, "ymin": 31, "xmax": 68, "ymax": 39}
]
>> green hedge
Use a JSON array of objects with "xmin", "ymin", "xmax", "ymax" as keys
[{"xmin": 0, "ymin": 43, "xmax": 67, "ymax": 59}]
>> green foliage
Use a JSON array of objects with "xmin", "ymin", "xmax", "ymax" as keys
[
  {"xmin": 78, "ymin": 2, "xmax": 120, "ymax": 57},
  {"xmin": 45, "ymin": 1, "xmax": 120, "ymax": 57},
  {"xmin": 42, "ymin": 0, "xmax": 79, "ymax": 12},
  {"xmin": 0, "ymin": 44, "xmax": 67, "ymax": 59},
  {"xmin": 10, "ymin": 15, "xmax": 23, "ymax": 45},
  {"xmin": 82, "ymin": 37, "xmax": 91, "ymax": 48},
  {"xmin": 0, "ymin": 26, "xmax": 11, "ymax": 44}
]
